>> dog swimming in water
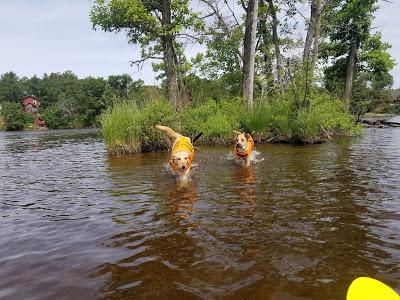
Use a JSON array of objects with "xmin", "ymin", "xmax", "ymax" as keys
[
  {"xmin": 156, "ymin": 125, "xmax": 195, "ymax": 178},
  {"xmin": 233, "ymin": 131, "xmax": 255, "ymax": 167}
]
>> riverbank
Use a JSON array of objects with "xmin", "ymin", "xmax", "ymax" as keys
[
  {"xmin": 360, "ymin": 113, "xmax": 400, "ymax": 127},
  {"xmin": 101, "ymin": 94, "xmax": 360, "ymax": 155}
]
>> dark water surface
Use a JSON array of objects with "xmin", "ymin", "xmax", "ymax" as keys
[{"xmin": 1, "ymin": 128, "xmax": 399, "ymax": 299}]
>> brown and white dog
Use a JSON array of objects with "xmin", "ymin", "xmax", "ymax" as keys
[
  {"xmin": 156, "ymin": 125, "xmax": 195, "ymax": 178},
  {"xmin": 233, "ymin": 131, "xmax": 255, "ymax": 167}
]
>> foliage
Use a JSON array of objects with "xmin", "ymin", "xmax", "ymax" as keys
[
  {"xmin": 42, "ymin": 104, "xmax": 70, "ymax": 129},
  {"xmin": 1, "ymin": 102, "xmax": 33, "ymax": 131},
  {"xmin": 100, "ymin": 90, "xmax": 359, "ymax": 154},
  {"xmin": 0, "ymin": 72, "xmax": 24, "ymax": 103},
  {"xmin": 320, "ymin": 0, "xmax": 394, "ymax": 109},
  {"xmin": 0, "ymin": 71, "xmax": 148, "ymax": 130},
  {"xmin": 100, "ymin": 99, "xmax": 178, "ymax": 155},
  {"xmin": 184, "ymin": 73, "xmax": 242, "ymax": 104},
  {"xmin": 243, "ymin": 92, "xmax": 359, "ymax": 143},
  {"xmin": 90, "ymin": 0, "xmax": 204, "ymax": 75},
  {"xmin": 139, "ymin": 100, "xmax": 179, "ymax": 151},
  {"xmin": 181, "ymin": 97, "xmax": 243, "ymax": 143}
]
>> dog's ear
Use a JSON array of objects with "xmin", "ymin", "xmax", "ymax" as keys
[{"xmin": 245, "ymin": 133, "xmax": 252, "ymax": 140}]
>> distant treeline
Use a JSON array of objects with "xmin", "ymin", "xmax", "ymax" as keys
[{"xmin": 0, "ymin": 71, "xmax": 158, "ymax": 129}]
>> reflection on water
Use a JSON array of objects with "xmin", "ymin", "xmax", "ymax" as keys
[{"xmin": 0, "ymin": 128, "xmax": 399, "ymax": 299}]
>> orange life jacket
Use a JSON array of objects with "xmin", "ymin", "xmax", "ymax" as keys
[
  {"xmin": 234, "ymin": 136, "xmax": 254, "ymax": 158},
  {"xmin": 170, "ymin": 137, "xmax": 194, "ymax": 171}
]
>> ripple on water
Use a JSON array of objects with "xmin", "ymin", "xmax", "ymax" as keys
[{"xmin": 0, "ymin": 128, "xmax": 400, "ymax": 299}]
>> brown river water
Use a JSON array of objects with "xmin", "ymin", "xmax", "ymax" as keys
[{"xmin": 0, "ymin": 128, "xmax": 399, "ymax": 299}]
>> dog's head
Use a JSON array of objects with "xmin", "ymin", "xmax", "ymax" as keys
[
  {"xmin": 170, "ymin": 150, "xmax": 191, "ymax": 173},
  {"xmin": 234, "ymin": 131, "xmax": 251, "ymax": 151}
]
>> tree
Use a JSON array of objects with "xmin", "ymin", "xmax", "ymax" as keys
[
  {"xmin": 42, "ymin": 104, "xmax": 70, "ymax": 129},
  {"xmin": 194, "ymin": 1, "xmax": 244, "ymax": 96},
  {"xmin": 1, "ymin": 102, "xmax": 33, "ymax": 131},
  {"xmin": 266, "ymin": 0, "xmax": 284, "ymax": 94},
  {"xmin": 80, "ymin": 77, "xmax": 107, "ymax": 125},
  {"xmin": 243, "ymin": 0, "xmax": 259, "ymax": 110},
  {"xmin": 107, "ymin": 74, "xmax": 132, "ymax": 98},
  {"xmin": 0, "ymin": 72, "xmax": 24, "ymax": 103},
  {"xmin": 320, "ymin": 0, "xmax": 393, "ymax": 107},
  {"xmin": 303, "ymin": 0, "xmax": 326, "ymax": 106},
  {"xmin": 90, "ymin": 0, "xmax": 203, "ymax": 110}
]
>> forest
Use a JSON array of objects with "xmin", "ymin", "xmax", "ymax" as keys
[{"xmin": 1, "ymin": 0, "xmax": 399, "ymax": 152}]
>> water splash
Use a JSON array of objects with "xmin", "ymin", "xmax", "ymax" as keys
[
  {"xmin": 226, "ymin": 149, "xmax": 264, "ymax": 164},
  {"xmin": 162, "ymin": 163, "xmax": 196, "ymax": 181}
]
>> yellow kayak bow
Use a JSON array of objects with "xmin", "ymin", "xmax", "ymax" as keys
[{"xmin": 347, "ymin": 277, "xmax": 400, "ymax": 300}]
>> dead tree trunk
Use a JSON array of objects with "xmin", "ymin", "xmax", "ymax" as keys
[
  {"xmin": 243, "ymin": 0, "xmax": 259, "ymax": 110},
  {"xmin": 303, "ymin": 0, "xmax": 323, "ymax": 108},
  {"xmin": 267, "ymin": 0, "xmax": 284, "ymax": 94},
  {"xmin": 343, "ymin": 28, "xmax": 360, "ymax": 104},
  {"xmin": 162, "ymin": 0, "xmax": 182, "ymax": 110},
  {"xmin": 259, "ymin": 0, "xmax": 274, "ymax": 97}
]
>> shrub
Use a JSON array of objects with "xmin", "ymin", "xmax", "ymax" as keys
[
  {"xmin": 242, "ymin": 102, "xmax": 273, "ymax": 134},
  {"xmin": 42, "ymin": 105, "xmax": 70, "ymax": 129},
  {"xmin": 1, "ymin": 102, "xmax": 33, "ymax": 131}
]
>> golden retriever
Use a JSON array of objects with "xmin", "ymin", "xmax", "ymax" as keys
[{"xmin": 156, "ymin": 125, "xmax": 195, "ymax": 177}]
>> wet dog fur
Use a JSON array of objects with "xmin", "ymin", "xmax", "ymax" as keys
[
  {"xmin": 233, "ymin": 131, "xmax": 254, "ymax": 167},
  {"xmin": 156, "ymin": 125, "xmax": 194, "ymax": 178}
]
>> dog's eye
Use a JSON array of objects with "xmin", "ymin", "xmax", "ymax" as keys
[{"xmin": 178, "ymin": 158, "xmax": 181, "ymax": 161}]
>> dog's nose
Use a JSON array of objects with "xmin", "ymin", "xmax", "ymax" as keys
[{"xmin": 181, "ymin": 165, "xmax": 186, "ymax": 170}]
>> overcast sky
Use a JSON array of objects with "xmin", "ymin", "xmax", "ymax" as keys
[{"xmin": 0, "ymin": 0, "xmax": 398, "ymax": 88}]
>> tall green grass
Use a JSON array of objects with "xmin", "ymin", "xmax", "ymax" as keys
[
  {"xmin": 243, "ymin": 93, "xmax": 360, "ymax": 143},
  {"xmin": 181, "ymin": 97, "xmax": 243, "ymax": 143},
  {"xmin": 100, "ymin": 92, "xmax": 360, "ymax": 155},
  {"xmin": 100, "ymin": 100, "xmax": 177, "ymax": 155}
]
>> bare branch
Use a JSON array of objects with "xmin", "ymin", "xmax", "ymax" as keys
[
  {"xmin": 154, "ymin": 10, "xmax": 162, "ymax": 22},
  {"xmin": 175, "ymin": 33, "xmax": 205, "ymax": 41},
  {"xmin": 240, "ymin": 0, "xmax": 248, "ymax": 11},
  {"xmin": 130, "ymin": 56, "xmax": 163, "ymax": 71},
  {"xmin": 200, "ymin": 0, "xmax": 243, "ymax": 62},
  {"xmin": 199, "ymin": 12, "xmax": 215, "ymax": 20},
  {"xmin": 224, "ymin": 0, "xmax": 241, "ymax": 27}
]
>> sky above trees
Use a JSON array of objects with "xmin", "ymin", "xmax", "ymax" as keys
[{"xmin": 0, "ymin": 0, "xmax": 398, "ymax": 87}]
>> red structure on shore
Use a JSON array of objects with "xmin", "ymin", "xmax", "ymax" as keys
[{"xmin": 22, "ymin": 96, "xmax": 46, "ymax": 129}]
